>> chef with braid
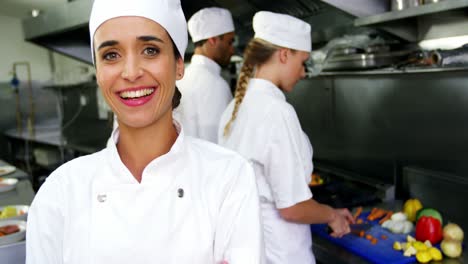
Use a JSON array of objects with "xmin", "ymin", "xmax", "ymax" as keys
[{"xmin": 218, "ymin": 11, "xmax": 354, "ymax": 264}]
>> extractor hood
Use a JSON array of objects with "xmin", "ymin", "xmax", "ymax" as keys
[{"xmin": 22, "ymin": 0, "xmax": 377, "ymax": 64}]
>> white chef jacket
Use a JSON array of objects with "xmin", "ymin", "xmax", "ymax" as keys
[
  {"xmin": 26, "ymin": 121, "xmax": 263, "ymax": 264},
  {"xmin": 218, "ymin": 78, "xmax": 315, "ymax": 264},
  {"xmin": 174, "ymin": 54, "xmax": 233, "ymax": 143}
]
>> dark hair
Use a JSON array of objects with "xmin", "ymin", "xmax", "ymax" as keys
[
  {"xmin": 169, "ymin": 37, "xmax": 182, "ymax": 109},
  {"xmin": 193, "ymin": 39, "xmax": 207, "ymax": 48}
]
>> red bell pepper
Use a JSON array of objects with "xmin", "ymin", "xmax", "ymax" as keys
[{"xmin": 415, "ymin": 216, "xmax": 443, "ymax": 244}]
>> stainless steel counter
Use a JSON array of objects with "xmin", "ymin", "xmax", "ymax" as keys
[{"xmin": 0, "ymin": 161, "xmax": 35, "ymax": 264}]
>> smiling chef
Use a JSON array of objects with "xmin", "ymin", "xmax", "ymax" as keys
[{"xmin": 25, "ymin": 0, "xmax": 263, "ymax": 263}]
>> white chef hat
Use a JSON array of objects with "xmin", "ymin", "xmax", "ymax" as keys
[
  {"xmin": 89, "ymin": 0, "xmax": 188, "ymax": 62},
  {"xmin": 188, "ymin": 7, "xmax": 235, "ymax": 43},
  {"xmin": 253, "ymin": 11, "xmax": 311, "ymax": 52}
]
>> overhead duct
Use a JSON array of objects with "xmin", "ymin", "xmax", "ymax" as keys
[
  {"xmin": 21, "ymin": 0, "xmax": 367, "ymax": 63},
  {"xmin": 22, "ymin": 0, "xmax": 93, "ymax": 64}
]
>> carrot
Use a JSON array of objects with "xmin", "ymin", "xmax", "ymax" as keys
[
  {"xmin": 356, "ymin": 218, "xmax": 364, "ymax": 224},
  {"xmin": 366, "ymin": 208, "xmax": 380, "ymax": 220},
  {"xmin": 365, "ymin": 234, "xmax": 373, "ymax": 240},
  {"xmin": 378, "ymin": 211, "xmax": 393, "ymax": 225},
  {"xmin": 371, "ymin": 237, "xmax": 378, "ymax": 244},
  {"xmin": 368, "ymin": 209, "xmax": 387, "ymax": 221},
  {"xmin": 359, "ymin": 231, "xmax": 365, "ymax": 237},
  {"xmin": 380, "ymin": 234, "xmax": 388, "ymax": 240},
  {"xmin": 353, "ymin": 206, "xmax": 363, "ymax": 221}
]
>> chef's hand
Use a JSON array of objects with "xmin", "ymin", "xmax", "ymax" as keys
[{"xmin": 328, "ymin": 208, "xmax": 354, "ymax": 238}]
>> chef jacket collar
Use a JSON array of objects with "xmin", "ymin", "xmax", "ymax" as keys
[
  {"xmin": 190, "ymin": 54, "xmax": 222, "ymax": 75},
  {"xmin": 106, "ymin": 119, "xmax": 186, "ymax": 184},
  {"xmin": 248, "ymin": 78, "xmax": 286, "ymax": 101}
]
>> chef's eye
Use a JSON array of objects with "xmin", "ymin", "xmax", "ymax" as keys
[
  {"xmin": 303, "ymin": 62, "xmax": 309, "ymax": 73},
  {"xmin": 102, "ymin": 52, "xmax": 120, "ymax": 61},
  {"xmin": 143, "ymin": 47, "xmax": 160, "ymax": 56}
]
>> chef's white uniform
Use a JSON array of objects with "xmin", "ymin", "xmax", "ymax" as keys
[
  {"xmin": 174, "ymin": 54, "xmax": 233, "ymax": 143},
  {"xmin": 26, "ymin": 121, "xmax": 263, "ymax": 264},
  {"xmin": 218, "ymin": 78, "xmax": 315, "ymax": 264}
]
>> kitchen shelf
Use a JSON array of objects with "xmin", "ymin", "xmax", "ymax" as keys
[
  {"xmin": 355, "ymin": 0, "xmax": 468, "ymax": 26},
  {"xmin": 316, "ymin": 66, "xmax": 468, "ymax": 76},
  {"xmin": 354, "ymin": 0, "xmax": 468, "ymax": 42}
]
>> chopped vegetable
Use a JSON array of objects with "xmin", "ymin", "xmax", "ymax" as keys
[
  {"xmin": 368, "ymin": 208, "xmax": 387, "ymax": 221},
  {"xmin": 393, "ymin": 241, "xmax": 402, "ymax": 251},
  {"xmin": 416, "ymin": 250, "xmax": 432, "ymax": 263},
  {"xmin": 378, "ymin": 211, "xmax": 393, "ymax": 225},
  {"xmin": 353, "ymin": 206, "xmax": 362, "ymax": 221},
  {"xmin": 359, "ymin": 230, "xmax": 365, "ymax": 238},
  {"xmin": 428, "ymin": 247, "xmax": 442, "ymax": 261},
  {"xmin": 403, "ymin": 246, "xmax": 417, "ymax": 257},
  {"xmin": 391, "ymin": 212, "xmax": 407, "ymax": 222},
  {"xmin": 0, "ymin": 206, "xmax": 17, "ymax": 219}
]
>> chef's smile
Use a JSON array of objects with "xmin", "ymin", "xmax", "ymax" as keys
[{"xmin": 117, "ymin": 86, "xmax": 157, "ymax": 107}]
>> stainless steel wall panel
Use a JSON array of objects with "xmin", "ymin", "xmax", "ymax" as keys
[{"xmin": 287, "ymin": 70, "xmax": 468, "ymax": 185}]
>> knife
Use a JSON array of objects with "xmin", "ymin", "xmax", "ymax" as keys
[{"xmin": 327, "ymin": 223, "xmax": 373, "ymax": 235}]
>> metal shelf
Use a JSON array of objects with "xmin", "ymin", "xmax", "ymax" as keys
[
  {"xmin": 316, "ymin": 66, "xmax": 468, "ymax": 76},
  {"xmin": 313, "ymin": 67, "xmax": 468, "ymax": 77},
  {"xmin": 355, "ymin": 0, "xmax": 468, "ymax": 26},
  {"xmin": 354, "ymin": 0, "xmax": 468, "ymax": 42}
]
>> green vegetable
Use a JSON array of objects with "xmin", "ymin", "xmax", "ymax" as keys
[{"xmin": 416, "ymin": 208, "xmax": 442, "ymax": 225}]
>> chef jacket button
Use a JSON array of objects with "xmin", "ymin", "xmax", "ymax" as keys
[
  {"xmin": 97, "ymin": 194, "xmax": 107, "ymax": 203},
  {"xmin": 177, "ymin": 188, "xmax": 184, "ymax": 198}
]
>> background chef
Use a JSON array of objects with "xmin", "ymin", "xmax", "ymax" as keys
[
  {"xmin": 219, "ymin": 11, "xmax": 354, "ymax": 264},
  {"xmin": 174, "ymin": 7, "xmax": 235, "ymax": 143}
]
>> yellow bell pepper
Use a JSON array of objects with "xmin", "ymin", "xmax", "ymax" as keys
[
  {"xmin": 428, "ymin": 247, "xmax": 442, "ymax": 261},
  {"xmin": 416, "ymin": 251, "xmax": 432, "ymax": 263},
  {"xmin": 403, "ymin": 198, "xmax": 423, "ymax": 222}
]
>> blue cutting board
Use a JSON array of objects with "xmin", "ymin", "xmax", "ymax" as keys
[{"xmin": 310, "ymin": 212, "xmax": 417, "ymax": 264}]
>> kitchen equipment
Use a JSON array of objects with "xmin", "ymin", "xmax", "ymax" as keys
[
  {"xmin": 329, "ymin": 47, "xmax": 365, "ymax": 57},
  {"xmin": 391, "ymin": 0, "xmax": 421, "ymax": 11},
  {"xmin": 323, "ymin": 50, "xmax": 411, "ymax": 71},
  {"xmin": 309, "ymin": 171, "xmax": 381, "ymax": 208},
  {"xmin": 430, "ymin": 44, "xmax": 468, "ymax": 67},
  {"xmin": 0, "ymin": 166, "xmax": 16, "ymax": 177},
  {"xmin": 423, "ymin": 0, "xmax": 444, "ymax": 4},
  {"xmin": 0, "ymin": 178, "xmax": 18, "ymax": 193}
]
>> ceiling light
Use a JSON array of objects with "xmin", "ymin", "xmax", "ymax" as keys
[{"xmin": 31, "ymin": 9, "xmax": 41, "ymax": 18}]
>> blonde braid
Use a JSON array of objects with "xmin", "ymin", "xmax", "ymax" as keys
[
  {"xmin": 223, "ymin": 38, "xmax": 280, "ymax": 138},
  {"xmin": 223, "ymin": 64, "xmax": 254, "ymax": 137}
]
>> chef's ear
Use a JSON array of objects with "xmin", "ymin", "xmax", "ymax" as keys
[
  {"xmin": 207, "ymin": 36, "xmax": 217, "ymax": 47},
  {"xmin": 278, "ymin": 48, "xmax": 289, "ymax": 64},
  {"xmin": 176, "ymin": 57, "xmax": 184, "ymax": 80}
]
